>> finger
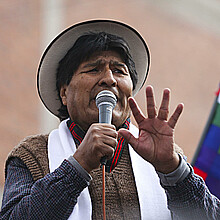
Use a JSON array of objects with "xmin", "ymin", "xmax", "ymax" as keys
[
  {"xmin": 168, "ymin": 103, "xmax": 184, "ymax": 129},
  {"xmin": 95, "ymin": 136, "xmax": 117, "ymax": 159},
  {"xmin": 146, "ymin": 86, "xmax": 157, "ymax": 118},
  {"xmin": 158, "ymin": 88, "xmax": 170, "ymax": 121},
  {"xmin": 92, "ymin": 124, "xmax": 117, "ymax": 138},
  {"xmin": 118, "ymin": 128, "xmax": 138, "ymax": 148},
  {"xmin": 128, "ymin": 97, "xmax": 146, "ymax": 125},
  {"xmin": 100, "ymin": 143, "xmax": 115, "ymax": 159},
  {"xmin": 101, "ymin": 128, "xmax": 118, "ymax": 138},
  {"xmin": 97, "ymin": 123, "xmax": 116, "ymax": 131},
  {"xmin": 102, "ymin": 136, "xmax": 118, "ymax": 149}
]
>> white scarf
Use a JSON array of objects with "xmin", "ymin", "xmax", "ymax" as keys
[{"xmin": 48, "ymin": 119, "xmax": 171, "ymax": 220}]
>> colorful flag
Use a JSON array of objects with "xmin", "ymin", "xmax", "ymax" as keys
[{"xmin": 192, "ymin": 87, "xmax": 220, "ymax": 199}]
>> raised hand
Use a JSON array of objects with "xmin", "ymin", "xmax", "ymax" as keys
[{"xmin": 119, "ymin": 86, "xmax": 184, "ymax": 174}]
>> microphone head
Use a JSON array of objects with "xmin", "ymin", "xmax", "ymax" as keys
[{"xmin": 95, "ymin": 90, "xmax": 117, "ymax": 109}]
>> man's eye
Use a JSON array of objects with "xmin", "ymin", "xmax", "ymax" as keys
[
  {"xmin": 113, "ymin": 69, "xmax": 126, "ymax": 75},
  {"xmin": 87, "ymin": 68, "xmax": 98, "ymax": 73}
]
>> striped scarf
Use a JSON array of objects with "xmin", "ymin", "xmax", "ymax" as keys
[{"xmin": 66, "ymin": 118, "xmax": 130, "ymax": 173}]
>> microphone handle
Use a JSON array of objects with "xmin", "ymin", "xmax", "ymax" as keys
[{"xmin": 99, "ymin": 104, "xmax": 113, "ymax": 166}]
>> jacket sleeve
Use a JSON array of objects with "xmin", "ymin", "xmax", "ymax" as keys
[
  {"xmin": 0, "ymin": 157, "xmax": 89, "ymax": 220},
  {"xmin": 163, "ymin": 165, "xmax": 220, "ymax": 220}
]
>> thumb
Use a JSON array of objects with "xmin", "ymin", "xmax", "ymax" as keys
[{"xmin": 118, "ymin": 128, "xmax": 137, "ymax": 148}]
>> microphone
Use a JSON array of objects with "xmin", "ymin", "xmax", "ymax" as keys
[{"xmin": 96, "ymin": 90, "xmax": 117, "ymax": 165}]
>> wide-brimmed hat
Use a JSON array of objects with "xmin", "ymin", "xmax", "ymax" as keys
[{"xmin": 37, "ymin": 19, "xmax": 150, "ymax": 118}]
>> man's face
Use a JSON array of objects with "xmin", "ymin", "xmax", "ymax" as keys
[{"xmin": 60, "ymin": 50, "xmax": 133, "ymax": 131}]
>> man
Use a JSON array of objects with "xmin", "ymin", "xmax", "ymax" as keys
[{"xmin": 0, "ymin": 20, "xmax": 219, "ymax": 219}]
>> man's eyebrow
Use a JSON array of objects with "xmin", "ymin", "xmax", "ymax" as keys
[
  {"xmin": 111, "ymin": 61, "xmax": 129, "ymax": 72},
  {"xmin": 81, "ymin": 60, "xmax": 127, "ymax": 68},
  {"xmin": 82, "ymin": 60, "xmax": 101, "ymax": 68},
  {"xmin": 111, "ymin": 61, "xmax": 127, "ymax": 68}
]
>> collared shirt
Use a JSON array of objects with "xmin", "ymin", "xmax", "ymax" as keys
[
  {"xmin": 1, "ymin": 129, "xmax": 220, "ymax": 220},
  {"xmin": 1, "ymin": 156, "xmax": 220, "ymax": 219}
]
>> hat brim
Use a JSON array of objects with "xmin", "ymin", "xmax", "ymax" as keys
[{"xmin": 37, "ymin": 19, "xmax": 150, "ymax": 118}]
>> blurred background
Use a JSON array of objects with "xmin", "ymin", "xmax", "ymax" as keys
[{"xmin": 0, "ymin": 0, "xmax": 220, "ymax": 204}]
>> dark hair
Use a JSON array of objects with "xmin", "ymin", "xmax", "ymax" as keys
[{"xmin": 56, "ymin": 32, "xmax": 138, "ymax": 120}]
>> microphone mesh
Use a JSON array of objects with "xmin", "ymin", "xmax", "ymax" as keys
[{"xmin": 96, "ymin": 90, "xmax": 117, "ymax": 108}]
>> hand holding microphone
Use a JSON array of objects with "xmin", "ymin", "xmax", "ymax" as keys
[
  {"xmin": 96, "ymin": 90, "xmax": 117, "ymax": 165},
  {"xmin": 73, "ymin": 90, "xmax": 117, "ymax": 173}
]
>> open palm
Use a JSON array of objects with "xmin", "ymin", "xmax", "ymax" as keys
[{"xmin": 119, "ymin": 86, "xmax": 184, "ymax": 173}]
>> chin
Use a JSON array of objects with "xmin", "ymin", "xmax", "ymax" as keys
[{"xmin": 112, "ymin": 114, "xmax": 129, "ymax": 128}]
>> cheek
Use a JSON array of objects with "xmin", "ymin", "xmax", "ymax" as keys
[
  {"xmin": 120, "ymin": 78, "xmax": 133, "ymax": 97},
  {"xmin": 115, "ymin": 80, "xmax": 132, "ymax": 111}
]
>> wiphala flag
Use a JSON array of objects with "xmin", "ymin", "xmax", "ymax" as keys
[{"xmin": 192, "ymin": 87, "xmax": 220, "ymax": 199}]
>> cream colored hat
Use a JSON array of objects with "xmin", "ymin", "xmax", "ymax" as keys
[{"xmin": 37, "ymin": 19, "xmax": 150, "ymax": 118}]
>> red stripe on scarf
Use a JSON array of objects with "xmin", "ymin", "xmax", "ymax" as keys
[
  {"xmin": 69, "ymin": 122, "xmax": 83, "ymax": 143},
  {"xmin": 109, "ymin": 138, "xmax": 123, "ymax": 172},
  {"xmin": 113, "ymin": 139, "xmax": 124, "ymax": 169},
  {"xmin": 71, "ymin": 130, "xmax": 83, "ymax": 143},
  {"xmin": 69, "ymin": 122, "xmax": 76, "ymax": 131}
]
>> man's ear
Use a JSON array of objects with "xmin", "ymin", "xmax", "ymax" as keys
[{"xmin": 60, "ymin": 85, "xmax": 67, "ymax": 106}]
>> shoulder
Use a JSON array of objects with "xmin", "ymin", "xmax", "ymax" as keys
[
  {"xmin": 8, "ymin": 134, "xmax": 49, "ymax": 158},
  {"xmin": 6, "ymin": 134, "xmax": 49, "ymax": 181},
  {"xmin": 18, "ymin": 134, "xmax": 48, "ymax": 147}
]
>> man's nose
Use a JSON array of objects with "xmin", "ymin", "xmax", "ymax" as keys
[{"xmin": 98, "ymin": 69, "xmax": 117, "ymax": 87}]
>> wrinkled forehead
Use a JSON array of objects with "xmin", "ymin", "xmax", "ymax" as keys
[
  {"xmin": 79, "ymin": 46, "xmax": 127, "ymax": 66},
  {"xmin": 83, "ymin": 50, "xmax": 124, "ymax": 63},
  {"xmin": 78, "ymin": 50, "xmax": 129, "ymax": 72}
]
